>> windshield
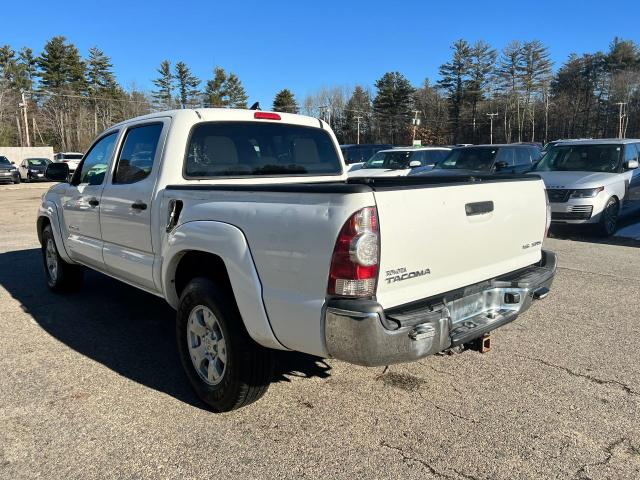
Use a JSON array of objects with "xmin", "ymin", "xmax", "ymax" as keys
[
  {"xmin": 435, "ymin": 148, "xmax": 497, "ymax": 171},
  {"xmin": 364, "ymin": 150, "xmax": 420, "ymax": 169},
  {"xmin": 27, "ymin": 158, "xmax": 50, "ymax": 166},
  {"xmin": 534, "ymin": 145, "xmax": 622, "ymax": 173},
  {"xmin": 0, "ymin": 156, "xmax": 10, "ymax": 165}
]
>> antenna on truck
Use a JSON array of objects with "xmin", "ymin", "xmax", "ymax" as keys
[{"xmin": 250, "ymin": 102, "xmax": 261, "ymax": 111}]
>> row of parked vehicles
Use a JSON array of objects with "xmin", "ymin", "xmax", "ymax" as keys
[
  {"xmin": 343, "ymin": 140, "xmax": 640, "ymax": 236},
  {"xmin": 0, "ymin": 152, "xmax": 83, "ymax": 184}
]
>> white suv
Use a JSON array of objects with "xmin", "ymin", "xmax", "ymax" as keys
[
  {"xmin": 532, "ymin": 139, "xmax": 640, "ymax": 236},
  {"xmin": 53, "ymin": 152, "xmax": 84, "ymax": 174}
]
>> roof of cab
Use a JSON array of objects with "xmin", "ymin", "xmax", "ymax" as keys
[
  {"xmin": 553, "ymin": 138, "xmax": 640, "ymax": 146},
  {"xmin": 379, "ymin": 146, "xmax": 451, "ymax": 153},
  {"xmin": 109, "ymin": 108, "xmax": 324, "ymax": 130}
]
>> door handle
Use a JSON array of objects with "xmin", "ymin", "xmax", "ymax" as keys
[
  {"xmin": 88, "ymin": 198, "xmax": 100, "ymax": 207},
  {"xmin": 465, "ymin": 201, "xmax": 494, "ymax": 216},
  {"xmin": 131, "ymin": 202, "xmax": 147, "ymax": 211}
]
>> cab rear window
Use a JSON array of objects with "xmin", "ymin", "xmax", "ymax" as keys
[{"xmin": 185, "ymin": 122, "xmax": 342, "ymax": 178}]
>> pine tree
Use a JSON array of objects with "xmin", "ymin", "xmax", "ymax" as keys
[
  {"xmin": 496, "ymin": 41, "xmax": 523, "ymax": 142},
  {"xmin": 16, "ymin": 47, "xmax": 37, "ymax": 90},
  {"xmin": 204, "ymin": 67, "xmax": 227, "ymax": 106},
  {"xmin": 37, "ymin": 36, "xmax": 69, "ymax": 89},
  {"xmin": 373, "ymin": 72, "xmax": 415, "ymax": 144},
  {"xmin": 466, "ymin": 41, "xmax": 496, "ymax": 141},
  {"xmin": 224, "ymin": 73, "xmax": 248, "ymax": 108},
  {"xmin": 273, "ymin": 89, "xmax": 298, "ymax": 113},
  {"xmin": 174, "ymin": 61, "xmax": 200, "ymax": 108},
  {"xmin": 345, "ymin": 86, "xmax": 372, "ymax": 143},
  {"xmin": 152, "ymin": 60, "xmax": 174, "ymax": 109},
  {"xmin": 437, "ymin": 39, "xmax": 472, "ymax": 143},
  {"xmin": 37, "ymin": 36, "xmax": 86, "ymax": 92},
  {"xmin": 0, "ymin": 45, "xmax": 16, "ymax": 82},
  {"xmin": 518, "ymin": 40, "xmax": 552, "ymax": 141},
  {"xmin": 87, "ymin": 47, "xmax": 117, "ymax": 94}
]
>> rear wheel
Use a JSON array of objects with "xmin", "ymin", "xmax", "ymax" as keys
[
  {"xmin": 41, "ymin": 225, "xmax": 84, "ymax": 292},
  {"xmin": 176, "ymin": 277, "xmax": 274, "ymax": 412},
  {"xmin": 597, "ymin": 197, "xmax": 619, "ymax": 237}
]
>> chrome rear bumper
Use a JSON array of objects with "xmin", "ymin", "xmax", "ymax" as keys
[{"xmin": 324, "ymin": 250, "xmax": 557, "ymax": 367}]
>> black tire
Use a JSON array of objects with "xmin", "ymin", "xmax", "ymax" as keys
[
  {"xmin": 176, "ymin": 277, "xmax": 274, "ymax": 412},
  {"xmin": 596, "ymin": 197, "xmax": 619, "ymax": 237},
  {"xmin": 41, "ymin": 225, "xmax": 84, "ymax": 292},
  {"xmin": 13, "ymin": 176, "xmax": 20, "ymax": 184}
]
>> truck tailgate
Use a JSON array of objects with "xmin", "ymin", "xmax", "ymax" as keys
[{"xmin": 372, "ymin": 177, "xmax": 547, "ymax": 308}]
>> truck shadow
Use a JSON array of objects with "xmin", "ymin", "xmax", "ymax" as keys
[{"xmin": 0, "ymin": 248, "xmax": 332, "ymax": 411}]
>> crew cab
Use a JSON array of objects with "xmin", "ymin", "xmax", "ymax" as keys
[
  {"xmin": 532, "ymin": 139, "xmax": 640, "ymax": 236},
  {"xmin": 38, "ymin": 109, "xmax": 556, "ymax": 412}
]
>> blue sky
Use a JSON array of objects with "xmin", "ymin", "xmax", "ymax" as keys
[{"xmin": 3, "ymin": 0, "xmax": 639, "ymax": 105}]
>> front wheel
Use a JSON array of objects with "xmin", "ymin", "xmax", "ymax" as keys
[
  {"xmin": 176, "ymin": 278, "xmax": 274, "ymax": 412},
  {"xmin": 596, "ymin": 197, "xmax": 619, "ymax": 237},
  {"xmin": 41, "ymin": 225, "xmax": 84, "ymax": 292}
]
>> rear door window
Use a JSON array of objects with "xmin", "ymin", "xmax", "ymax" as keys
[
  {"xmin": 515, "ymin": 148, "xmax": 533, "ymax": 166},
  {"xmin": 185, "ymin": 122, "xmax": 342, "ymax": 178},
  {"xmin": 624, "ymin": 144, "xmax": 639, "ymax": 162},
  {"xmin": 495, "ymin": 147, "xmax": 516, "ymax": 166}
]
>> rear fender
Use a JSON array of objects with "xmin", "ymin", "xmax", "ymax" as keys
[{"xmin": 161, "ymin": 220, "xmax": 286, "ymax": 350}]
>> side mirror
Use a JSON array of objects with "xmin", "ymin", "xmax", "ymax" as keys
[
  {"xmin": 408, "ymin": 160, "xmax": 422, "ymax": 168},
  {"xmin": 494, "ymin": 161, "xmax": 509, "ymax": 170},
  {"xmin": 624, "ymin": 159, "xmax": 639, "ymax": 170},
  {"xmin": 10, "ymin": 161, "xmax": 15, "ymax": 165},
  {"xmin": 45, "ymin": 162, "xmax": 70, "ymax": 182}
]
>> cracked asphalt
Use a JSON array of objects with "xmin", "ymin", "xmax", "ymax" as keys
[{"xmin": 1, "ymin": 183, "xmax": 640, "ymax": 479}]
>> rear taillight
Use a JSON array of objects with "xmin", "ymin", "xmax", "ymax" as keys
[{"xmin": 328, "ymin": 206, "xmax": 379, "ymax": 297}]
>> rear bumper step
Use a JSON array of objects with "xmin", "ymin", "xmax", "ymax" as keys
[{"xmin": 324, "ymin": 250, "xmax": 557, "ymax": 367}]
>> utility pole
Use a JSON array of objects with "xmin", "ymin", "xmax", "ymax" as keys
[
  {"xmin": 486, "ymin": 112, "xmax": 498, "ymax": 144},
  {"xmin": 355, "ymin": 116, "xmax": 362, "ymax": 144},
  {"xmin": 318, "ymin": 105, "xmax": 330, "ymax": 127},
  {"xmin": 20, "ymin": 90, "xmax": 31, "ymax": 147},
  {"xmin": 615, "ymin": 102, "xmax": 627, "ymax": 139},
  {"xmin": 411, "ymin": 110, "xmax": 420, "ymax": 144}
]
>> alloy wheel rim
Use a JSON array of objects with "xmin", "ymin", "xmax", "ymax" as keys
[
  {"xmin": 45, "ymin": 238, "xmax": 58, "ymax": 282},
  {"xmin": 605, "ymin": 201, "xmax": 618, "ymax": 233},
  {"xmin": 187, "ymin": 305, "xmax": 227, "ymax": 386}
]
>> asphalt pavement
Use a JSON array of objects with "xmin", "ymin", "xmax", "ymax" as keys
[{"xmin": 1, "ymin": 183, "xmax": 639, "ymax": 479}]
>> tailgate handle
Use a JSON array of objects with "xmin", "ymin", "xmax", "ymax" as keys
[{"xmin": 465, "ymin": 201, "xmax": 494, "ymax": 216}]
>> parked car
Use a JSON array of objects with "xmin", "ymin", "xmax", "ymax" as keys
[
  {"xmin": 340, "ymin": 144, "xmax": 392, "ymax": 165},
  {"xmin": 19, "ymin": 158, "xmax": 51, "ymax": 182},
  {"xmin": 349, "ymin": 147, "xmax": 451, "ymax": 177},
  {"xmin": 0, "ymin": 155, "xmax": 20, "ymax": 184},
  {"xmin": 411, "ymin": 144, "xmax": 542, "ymax": 176},
  {"xmin": 532, "ymin": 139, "xmax": 640, "ymax": 236},
  {"xmin": 53, "ymin": 152, "xmax": 83, "ymax": 174},
  {"xmin": 38, "ymin": 108, "xmax": 556, "ymax": 412}
]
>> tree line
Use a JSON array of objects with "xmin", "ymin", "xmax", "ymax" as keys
[{"xmin": 1, "ymin": 35, "xmax": 639, "ymax": 151}]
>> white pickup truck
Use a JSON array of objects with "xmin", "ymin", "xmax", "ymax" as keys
[{"xmin": 38, "ymin": 109, "xmax": 556, "ymax": 412}]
